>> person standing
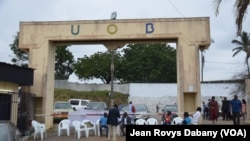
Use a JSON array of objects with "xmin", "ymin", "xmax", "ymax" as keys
[
  {"xmin": 209, "ymin": 96, "xmax": 219, "ymax": 123},
  {"xmin": 221, "ymin": 97, "xmax": 230, "ymax": 120},
  {"xmin": 202, "ymin": 101, "xmax": 209, "ymax": 120},
  {"xmin": 206, "ymin": 99, "xmax": 211, "ymax": 120},
  {"xmin": 156, "ymin": 104, "xmax": 159, "ymax": 113},
  {"xmin": 99, "ymin": 112, "xmax": 108, "ymax": 137},
  {"xmin": 241, "ymin": 99, "xmax": 247, "ymax": 120},
  {"xmin": 128, "ymin": 101, "xmax": 136, "ymax": 124},
  {"xmin": 230, "ymin": 95, "xmax": 242, "ymax": 125},
  {"xmin": 107, "ymin": 104, "xmax": 120, "ymax": 141}
]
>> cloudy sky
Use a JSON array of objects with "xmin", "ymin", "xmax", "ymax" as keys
[{"xmin": 0, "ymin": 0, "xmax": 249, "ymax": 83}]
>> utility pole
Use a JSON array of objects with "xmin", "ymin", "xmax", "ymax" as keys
[
  {"xmin": 110, "ymin": 49, "xmax": 114, "ymax": 107},
  {"xmin": 110, "ymin": 11, "xmax": 117, "ymax": 107}
]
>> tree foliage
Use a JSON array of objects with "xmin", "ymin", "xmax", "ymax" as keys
[
  {"xmin": 213, "ymin": 0, "xmax": 250, "ymax": 36},
  {"xmin": 9, "ymin": 32, "xmax": 29, "ymax": 67},
  {"xmin": 9, "ymin": 32, "xmax": 75, "ymax": 80},
  {"xmin": 120, "ymin": 43, "xmax": 177, "ymax": 83},
  {"xmin": 74, "ymin": 43, "xmax": 177, "ymax": 84},
  {"xmin": 74, "ymin": 50, "xmax": 122, "ymax": 84},
  {"xmin": 55, "ymin": 46, "xmax": 75, "ymax": 80},
  {"xmin": 231, "ymin": 31, "xmax": 250, "ymax": 78}
]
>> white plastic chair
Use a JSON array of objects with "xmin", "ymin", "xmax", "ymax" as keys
[
  {"xmin": 172, "ymin": 117, "xmax": 183, "ymax": 125},
  {"xmin": 72, "ymin": 120, "xmax": 87, "ymax": 139},
  {"xmin": 58, "ymin": 119, "xmax": 71, "ymax": 136},
  {"xmin": 95, "ymin": 119, "xmax": 102, "ymax": 136},
  {"xmin": 81, "ymin": 119, "xmax": 96, "ymax": 137},
  {"xmin": 146, "ymin": 118, "xmax": 158, "ymax": 125},
  {"xmin": 31, "ymin": 120, "xmax": 46, "ymax": 140},
  {"xmin": 135, "ymin": 119, "xmax": 146, "ymax": 125}
]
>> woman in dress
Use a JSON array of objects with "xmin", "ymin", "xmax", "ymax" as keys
[
  {"xmin": 209, "ymin": 96, "xmax": 219, "ymax": 123},
  {"xmin": 242, "ymin": 99, "xmax": 247, "ymax": 120}
]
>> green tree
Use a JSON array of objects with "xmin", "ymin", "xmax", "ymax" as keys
[
  {"xmin": 74, "ymin": 50, "xmax": 122, "ymax": 84},
  {"xmin": 10, "ymin": 32, "xmax": 75, "ymax": 80},
  {"xmin": 9, "ymin": 32, "xmax": 29, "ymax": 67},
  {"xmin": 232, "ymin": 31, "xmax": 250, "ymax": 78},
  {"xmin": 119, "ymin": 43, "xmax": 177, "ymax": 83},
  {"xmin": 55, "ymin": 46, "xmax": 75, "ymax": 80},
  {"xmin": 213, "ymin": 0, "xmax": 250, "ymax": 35}
]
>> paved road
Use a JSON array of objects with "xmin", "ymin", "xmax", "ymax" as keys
[{"xmin": 23, "ymin": 113, "xmax": 249, "ymax": 141}]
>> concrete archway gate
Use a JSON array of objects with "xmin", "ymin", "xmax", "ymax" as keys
[{"xmin": 19, "ymin": 17, "xmax": 211, "ymax": 128}]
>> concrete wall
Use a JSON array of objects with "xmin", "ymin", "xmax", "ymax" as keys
[
  {"xmin": 55, "ymin": 80, "xmax": 129, "ymax": 94},
  {"xmin": 55, "ymin": 80, "xmax": 243, "ymax": 112}
]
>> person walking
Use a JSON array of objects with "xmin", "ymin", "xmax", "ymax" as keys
[
  {"xmin": 241, "ymin": 99, "xmax": 247, "ymax": 120},
  {"xmin": 209, "ymin": 96, "xmax": 219, "ymax": 123},
  {"xmin": 230, "ymin": 95, "xmax": 242, "ymax": 125},
  {"xmin": 221, "ymin": 97, "xmax": 230, "ymax": 120},
  {"xmin": 206, "ymin": 99, "xmax": 211, "ymax": 120},
  {"xmin": 107, "ymin": 104, "xmax": 120, "ymax": 141},
  {"xmin": 202, "ymin": 101, "xmax": 209, "ymax": 120}
]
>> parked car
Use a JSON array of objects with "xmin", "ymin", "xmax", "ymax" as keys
[
  {"xmin": 68, "ymin": 101, "xmax": 108, "ymax": 123},
  {"xmin": 0, "ymin": 121, "xmax": 22, "ymax": 141},
  {"xmin": 161, "ymin": 104, "xmax": 178, "ymax": 118},
  {"xmin": 121, "ymin": 104, "xmax": 150, "ymax": 120},
  {"xmin": 53, "ymin": 101, "xmax": 74, "ymax": 122},
  {"xmin": 86, "ymin": 101, "xmax": 108, "ymax": 110},
  {"xmin": 68, "ymin": 99, "xmax": 91, "ymax": 110},
  {"xmin": 118, "ymin": 104, "xmax": 127, "ymax": 111}
]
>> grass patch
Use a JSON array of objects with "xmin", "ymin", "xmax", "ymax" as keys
[{"xmin": 54, "ymin": 88, "xmax": 129, "ymax": 107}]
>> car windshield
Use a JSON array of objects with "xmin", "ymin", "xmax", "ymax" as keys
[
  {"xmin": 54, "ymin": 102, "xmax": 72, "ymax": 109},
  {"xmin": 86, "ymin": 102, "xmax": 106, "ymax": 110},
  {"xmin": 163, "ymin": 105, "xmax": 177, "ymax": 112}
]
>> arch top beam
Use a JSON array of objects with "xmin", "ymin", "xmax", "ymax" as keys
[{"xmin": 19, "ymin": 17, "xmax": 210, "ymax": 50}]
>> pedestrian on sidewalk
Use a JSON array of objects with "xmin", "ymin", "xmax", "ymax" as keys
[
  {"xmin": 230, "ymin": 95, "xmax": 242, "ymax": 125},
  {"xmin": 107, "ymin": 104, "xmax": 120, "ymax": 141},
  {"xmin": 241, "ymin": 99, "xmax": 247, "ymax": 120}
]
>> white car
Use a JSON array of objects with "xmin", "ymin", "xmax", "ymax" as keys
[
  {"xmin": 68, "ymin": 99, "xmax": 91, "ymax": 110},
  {"xmin": 68, "ymin": 101, "xmax": 108, "ymax": 123},
  {"xmin": 53, "ymin": 101, "xmax": 74, "ymax": 122}
]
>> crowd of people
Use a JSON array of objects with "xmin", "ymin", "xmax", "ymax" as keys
[
  {"xmin": 202, "ymin": 95, "xmax": 247, "ymax": 125},
  {"xmin": 97, "ymin": 96, "xmax": 247, "ymax": 141}
]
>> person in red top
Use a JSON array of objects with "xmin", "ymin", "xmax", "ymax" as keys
[
  {"xmin": 209, "ymin": 96, "xmax": 219, "ymax": 123},
  {"xmin": 164, "ymin": 111, "xmax": 172, "ymax": 125}
]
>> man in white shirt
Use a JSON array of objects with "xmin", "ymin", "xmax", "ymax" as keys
[{"xmin": 191, "ymin": 107, "xmax": 202, "ymax": 125}]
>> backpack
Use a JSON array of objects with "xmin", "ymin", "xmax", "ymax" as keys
[{"xmin": 132, "ymin": 105, "xmax": 136, "ymax": 113}]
